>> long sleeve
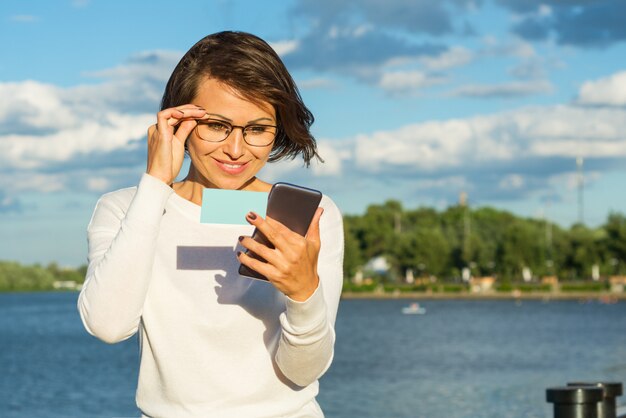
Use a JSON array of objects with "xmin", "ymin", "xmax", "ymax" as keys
[
  {"xmin": 275, "ymin": 196, "xmax": 344, "ymax": 387},
  {"xmin": 77, "ymin": 173, "xmax": 174, "ymax": 344}
]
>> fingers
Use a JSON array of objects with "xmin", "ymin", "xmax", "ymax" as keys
[
  {"xmin": 239, "ymin": 211, "xmax": 322, "ymax": 300},
  {"xmin": 166, "ymin": 108, "xmax": 186, "ymax": 126},
  {"xmin": 157, "ymin": 105, "xmax": 207, "ymax": 132},
  {"xmin": 146, "ymin": 104, "xmax": 208, "ymax": 185},
  {"xmin": 147, "ymin": 123, "xmax": 157, "ymax": 138},
  {"xmin": 172, "ymin": 119, "xmax": 200, "ymax": 146},
  {"xmin": 245, "ymin": 212, "xmax": 295, "ymax": 254},
  {"xmin": 238, "ymin": 235, "xmax": 276, "ymax": 265},
  {"xmin": 150, "ymin": 105, "xmax": 206, "ymax": 142},
  {"xmin": 237, "ymin": 250, "xmax": 279, "ymax": 280},
  {"xmin": 306, "ymin": 207, "xmax": 324, "ymax": 245}
]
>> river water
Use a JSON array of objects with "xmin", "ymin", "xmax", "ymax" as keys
[{"xmin": 2, "ymin": 292, "xmax": 626, "ymax": 418}]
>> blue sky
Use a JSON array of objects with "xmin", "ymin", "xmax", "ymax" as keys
[{"xmin": 2, "ymin": 0, "xmax": 626, "ymax": 267}]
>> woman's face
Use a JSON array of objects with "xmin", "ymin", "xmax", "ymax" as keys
[{"xmin": 186, "ymin": 78, "xmax": 275, "ymax": 190}]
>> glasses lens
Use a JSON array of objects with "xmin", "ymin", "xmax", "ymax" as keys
[
  {"xmin": 196, "ymin": 120, "xmax": 231, "ymax": 142},
  {"xmin": 243, "ymin": 125, "xmax": 277, "ymax": 146}
]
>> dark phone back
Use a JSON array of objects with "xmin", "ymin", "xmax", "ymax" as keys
[{"xmin": 238, "ymin": 182, "xmax": 322, "ymax": 281}]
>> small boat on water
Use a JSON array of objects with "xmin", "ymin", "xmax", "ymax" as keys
[{"xmin": 402, "ymin": 303, "xmax": 426, "ymax": 315}]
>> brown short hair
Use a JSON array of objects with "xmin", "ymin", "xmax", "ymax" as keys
[{"xmin": 161, "ymin": 31, "xmax": 320, "ymax": 166}]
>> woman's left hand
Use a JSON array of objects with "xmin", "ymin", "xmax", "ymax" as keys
[{"xmin": 238, "ymin": 208, "xmax": 324, "ymax": 301}]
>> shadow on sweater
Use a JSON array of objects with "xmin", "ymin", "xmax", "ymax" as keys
[
  {"xmin": 176, "ymin": 244, "xmax": 302, "ymax": 391},
  {"xmin": 215, "ymin": 272, "xmax": 302, "ymax": 391}
]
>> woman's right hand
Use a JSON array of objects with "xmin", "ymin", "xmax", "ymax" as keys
[{"xmin": 146, "ymin": 105, "xmax": 208, "ymax": 185}]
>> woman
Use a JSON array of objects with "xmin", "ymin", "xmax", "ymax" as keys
[{"xmin": 78, "ymin": 31, "xmax": 344, "ymax": 418}]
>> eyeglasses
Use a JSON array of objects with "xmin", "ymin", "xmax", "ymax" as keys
[{"xmin": 194, "ymin": 118, "xmax": 277, "ymax": 147}]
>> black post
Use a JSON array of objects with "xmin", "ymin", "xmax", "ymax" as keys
[
  {"xmin": 547, "ymin": 386, "xmax": 603, "ymax": 418},
  {"xmin": 567, "ymin": 382, "xmax": 623, "ymax": 418}
]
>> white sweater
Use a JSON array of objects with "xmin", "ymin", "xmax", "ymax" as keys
[{"xmin": 77, "ymin": 173, "xmax": 344, "ymax": 418}]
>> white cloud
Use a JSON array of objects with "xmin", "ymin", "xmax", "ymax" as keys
[
  {"xmin": 538, "ymin": 4, "xmax": 553, "ymax": 17},
  {"xmin": 260, "ymin": 139, "xmax": 349, "ymax": 180},
  {"xmin": 377, "ymin": 46, "xmax": 472, "ymax": 95},
  {"xmin": 353, "ymin": 24, "xmax": 373, "ymax": 37},
  {"xmin": 86, "ymin": 177, "xmax": 112, "ymax": 192},
  {"xmin": 297, "ymin": 77, "xmax": 336, "ymax": 89},
  {"xmin": 482, "ymin": 37, "xmax": 536, "ymax": 59},
  {"xmin": 419, "ymin": 46, "xmax": 473, "ymax": 71},
  {"xmin": 0, "ymin": 191, "xmax": 22, "ymax": 213},
  {"xmin": 355, "ymin": 119, "xmax": 474, "ymax": 171},
  {"xmin": 312, "ymin": 140, "xmax": 350, "ymax": 176},
  {"xmin": 3, "ymin": 173, "xmax": 66, "ymax": 193},
  {"xmin": 509, "ymin": 58, "xmax": 546, "ymax": 80},
  {"xmin": 1, "ymin": 112, "xmax": 153, "ymax": 170},
  {"xmin": 415, "ymin": 176, "xmax": 469, "ymax": 190},
  {"xmin": 451, "ymin": 79, "xmax": 553, "ymax": 97},
  {"xmin": 0, "ymin": 81, "xmax": 77, "ymax": 132},
  {"xmin": 352, "ymin": 105, "xmax": 626, "ymax": 172},
  {"xmin": 379, "ymin": 70, "xmax": 445, "ymax": 92},
  {"xmin": 499, "ymin": 174, "xmax": 525, "ymax": 190},
  {"xmin": 10, "ymin": 15, "xmax": 39, "ymax": 23},
  {"xmin": 269, "ymin": 40, "xmax": 300, "ymax": 56},
  {"xmin": 577, "ymin": 71, "xmax": 626, "ymax": 107},
  {"xmin": 73, "ymin": 50, "xmax": 181, "ymax": 112},
  {"xmin": 258, "ymin": 158, "xmax": 304, "ymax": 183},
  {"xmin": 327, "ymin": 24, "xmax": 373, "ymax": 39},
  {"xmin": 549, "ymin": 171, "xmax": 602, "ymax": 192},
  {"xmin": 3, "ymin": 46, "xmax": 625, "ymax": 220},
  {"xmin": 0, "ymin": 51, "xmax": 179, "ymax": 195},
  {"xmin": 84, "ymin": 50, "xmax": 180, "ymax": 81}
]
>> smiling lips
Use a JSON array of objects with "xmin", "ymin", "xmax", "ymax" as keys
[{"xmin": 214, "ymin": 158, "xmax": 248, "ymax": 175}]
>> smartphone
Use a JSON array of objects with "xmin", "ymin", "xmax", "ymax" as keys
[{"xmin": 238, "ymin": 182, "xmax": 323, "ymax": 281}]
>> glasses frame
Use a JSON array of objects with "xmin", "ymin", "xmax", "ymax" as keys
[{"xmin": 194, "ymin": 118, "xmax": 278, "ymax": 147}]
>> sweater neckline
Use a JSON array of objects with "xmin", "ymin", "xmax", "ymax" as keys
[{"xmin": 168, "ymin": 190, "xmax": 201, "ymax": 221}]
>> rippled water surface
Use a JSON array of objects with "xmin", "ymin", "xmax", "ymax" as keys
[{"xmin": 2, "ymin": 292, "xmax": 626, "ymax": 418}]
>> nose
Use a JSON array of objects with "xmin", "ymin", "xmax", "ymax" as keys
[{"xmin": 223, "ymin": 127, "xmax": 245, "ymax": 159}]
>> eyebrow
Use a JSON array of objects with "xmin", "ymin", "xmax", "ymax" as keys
[{"xmin": 205, "ymin": 113, "xmax": 275, "ymax": 125}]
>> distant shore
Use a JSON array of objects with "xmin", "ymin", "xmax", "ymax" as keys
[
  {"xmin": 340, "ymin": 291, "xmax": 626, "ymax": 301},
  {"xmin": 2, "ymin": 289, "xmax": 624, "ymax": 302}
]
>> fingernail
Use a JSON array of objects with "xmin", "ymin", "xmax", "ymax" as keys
[
  {"xmin": 236, "ymin": 251, "xmax": 242, "ymax": 257},
  {"xmin": 238, "ymin": 236, "xmax": 243, "ymax": 242},
  {"xmin": 247, "ymin": 212, "xmax": 257, "ymax": 220}
]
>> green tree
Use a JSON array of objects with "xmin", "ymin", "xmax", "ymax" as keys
[
  {"xmin": 564, "ymin": 224, "xmax": 605, "ymax": 280},
  {"xmin": 343, "ymin": 217, "xmax": 364, "ymax": 280},
  {"xmin": 497, "ymin": 220, "xmax": 545, "ymax": 280},
  {"xmin": 393, "ymin": 226, "xmax": 450, "ymax": 278},
  {"xmin": 353, "ymin": 200, "xmax": 403, "ymax": 260},
  {"xmin": 604, "ymin": 213, "xmax": 626, "ymax": 275}
]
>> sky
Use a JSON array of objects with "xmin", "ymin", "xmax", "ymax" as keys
[{"xmin": 1, "ymin": 0, "xmax": 626, "ymax": 267}]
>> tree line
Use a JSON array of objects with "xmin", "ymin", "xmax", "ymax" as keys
[
  {"xmin": 0, "ymin": 262, "xmax": 86, "ymax": 292},
  {"xmin": 3, "ymin": 201, "xmax": 626, "ymax": 291},
  {"xmin": 343, "ymin": 200, "xmax": 626, "ymax": 283}
]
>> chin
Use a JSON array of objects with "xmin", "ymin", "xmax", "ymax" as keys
[
  {"xmin": 219, "ymin": 180, "xmax": 250, "ymax": 190},
  {"xmin": 188, "ymin": 160, "xmax": 259, "ymax": 190},
  {"xmin": 208, "ymin": 174, "xmax": 255, "ymax": 190}
]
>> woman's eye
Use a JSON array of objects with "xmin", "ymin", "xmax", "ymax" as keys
[
  {"xmin": 247, "ymin": 125, "xmax": 269, "ymax": 134},
  {"xmin": 206, "ymin": 122, "xmax": 229, "ymax": 132}
]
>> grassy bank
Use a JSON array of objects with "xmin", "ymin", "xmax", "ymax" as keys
[
  {"xmin": 341, "ymin": 291, "xmax": 625, "ymax": 300},
  {"xmin": 341, "ymin": 281, "xmax": 625, "ymax": 300},
  {"xmin": 0, "ymin": 261, "xmax": 85, "ymax": 292}
]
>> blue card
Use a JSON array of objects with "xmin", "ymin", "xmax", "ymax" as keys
[{"xmin": 200, "ymin": 188, "xmax": 268, "ymax": 225}]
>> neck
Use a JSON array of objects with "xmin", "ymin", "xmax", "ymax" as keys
[{"xmin": 172, "ymin": 164, "xmax": 271, "ymax": 205}]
